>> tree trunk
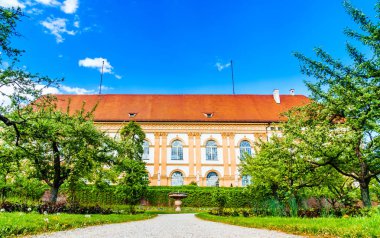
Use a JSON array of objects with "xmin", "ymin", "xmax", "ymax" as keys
[
  {"xmin": 49, "ymin": 141, "xmax": 61, "ymax": 203},
  {"xmin": 49, "ymin": 186, "xmax": 59, "ymax": 203},
  {"xmin": 359, "ymin": 180, "xmax": 371, "ymax": 207}
]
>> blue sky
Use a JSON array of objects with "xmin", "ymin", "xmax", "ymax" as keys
[{"xmin": 1, "ymin": 0, "xmax": 377, "ymax": 96}]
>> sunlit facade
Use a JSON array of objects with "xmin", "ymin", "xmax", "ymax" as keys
[{"xmin": 53, "ymin": 92, "xmax": 309, "ymax": 187}]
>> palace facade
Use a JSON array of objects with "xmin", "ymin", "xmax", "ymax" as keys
[{"xmin": 53, "ymin": 90, "xmax": 309, "ymax": 187}]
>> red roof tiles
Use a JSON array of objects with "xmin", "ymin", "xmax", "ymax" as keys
[{"xmin": 52, "ymin": 94, "xmax": 310, "ymax": 123}]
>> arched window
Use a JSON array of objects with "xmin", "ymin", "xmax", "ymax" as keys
[
  {"xmin": 206, "ymin": 140, "xmax": 218, "ymax": 160},
  {"xmin": 171, "ymin": 171, "xmax": 184, "ymax": 186},
  {"xmin": 239, "ymin": 140, "xmax": 252, "ymax": 160},
  {"xmin": 242, "ymin": 175, "xmax": 252, "ymax": 187},
  {"xmin": 171, "ymin": 140, "xmax": 183, "ymax": 160},
  {"xmin": 206, "ymin": 172, "xmax": 219, "ymax": 187},
  {"xmin": 142, "ymin": 140, "xmax": 149, "ymax": 160}
]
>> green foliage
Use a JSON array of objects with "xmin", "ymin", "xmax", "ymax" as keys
[
  {"xmin": 119, "ymin": 121, "xmax": 146, "ymax": 161},
  {"xmin": 44, "ymin": 186, "xmax": 252, "ymax": 209},
  {"xmin": 116, "ymin": 159, "xmax": 149, "ymax": 213},
  {"xmin": 211, "ymin": 189, "xmax": 228, "ymax": 214},
  {"xmin": 294, "ymin": 0, "xmax": 380, "ymax": 207},
  {"xmin": 241, "ymin": 135, "xmax": 347, "ymax": 208},
  {"xmin": 146, "ymin": 186, "xmax": 252, "ymax": 208},
  {"xmin": 0, "ymin": 7, "xmax": 59, "ymax": 139},
  {"xmin": 0, "ymin": 7, "xmax": 24, "ymax": 62},
  {"xmin": 1, "ymin": 102, "xmax": 118, "ymax": 203},
  {"xmin": 188, "ymin": 181, "xmax": 198, "ymax": 186},
  {"xmin": 116, "ymin": 122, "xmax": 149, "ymax": 213},
  {"xmin": 0, "ymin": 5, "xmax": 60, "ymax": 198}
]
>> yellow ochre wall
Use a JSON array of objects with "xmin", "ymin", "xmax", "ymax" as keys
[{"xmin": 96, "ymin": 122, "xmax": 279, "ymax": 187}]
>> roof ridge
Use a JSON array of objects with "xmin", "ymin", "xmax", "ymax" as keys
[{"xmin": 52, "ymin": 94, "xmax": 308, "ymax": 97}]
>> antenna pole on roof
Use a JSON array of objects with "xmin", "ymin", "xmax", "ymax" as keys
[
  {"xmin": 99, "ymin": 60, "xmax": 105, "ymax": 95},
  {"xmin": 231, "ymin": 60, "xmax": 235, "ymax": 95}
]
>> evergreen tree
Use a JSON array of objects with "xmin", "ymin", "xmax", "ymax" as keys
[{"xmin": 292, "ymin": 0, "xmax": 380, "ymax": 207}]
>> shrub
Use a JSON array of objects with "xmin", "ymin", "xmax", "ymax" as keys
[
  {"xmin": 212, "ymin": 189, "xmax": 228, "ymax": 215},
  {"xmin": 0, "ymin": 201, "xmax": 35, "ymax": 213},
  {"xmin": 37, "ymin": 202, "xmax": 113, "ymax": 214}
]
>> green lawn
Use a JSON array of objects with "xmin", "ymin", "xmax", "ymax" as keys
[
  {"xmin": 196, "ymin": 213, "xmax": 380, "ymax": 238},
  {"xmin": 0, "ymin": 212, "xmax": 156, "ymax": 237}
]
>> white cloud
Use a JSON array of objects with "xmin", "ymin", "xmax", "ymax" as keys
[
  {"xmin": 73, "ymin": 21, "xmax": 79, "ymax": 28},
  {"xmin": 35, "ymin": 0, "xmax": 60, "ymax": 6},
  {"xmin": 26, "ymin": 7, "xmax": 44, "ymax": 15},
  {"xmin": 0, "ymin": 0, "xmax": 25, "ymax": 8},
  {"xmin": 0, "ymin": 83, "xmax": 99, "ymax": 106},
  {"xmin": 115, "ymin": 74, "xmax": 122, "ymax": 79},
  {"xmin": 99, "ymin": 85, "xmax": 113, "ymax": 91},
  {"xmin": 36, "ymin": 84, "xmax": 60, "ymax": 94},
  {"xmin": 40, "ymin": 17, "xmax": 76, "ymax": 43},
  {"xmin": 60, "ymin": 85, "xmax": 94, "ymax": 94},
  {"xmin": 61, "ymin": 0, "xmax": 78, "ymax": 14},
  {"xmin": 0, "ymin": 84, "xmax": 59, "ymax": 107},
  {"xmin": 0, "ymin": 85, "xmax": 16, "ymax": 106},
  {"xmin": 78, "ymin": 57, "xmax": 113, "ymax": 74},
  {"xmin": 215, "ymin": 62, "xmax": 231, "ymax": 72}
]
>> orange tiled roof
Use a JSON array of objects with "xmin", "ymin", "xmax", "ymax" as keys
[{"xmin": 52, "ymin": 94, "xmax": 310, "ymax": 123}]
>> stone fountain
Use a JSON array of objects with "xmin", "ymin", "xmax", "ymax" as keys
[{"xmin": 168, "ymin": 192, "xmax": 188, "ymax": 212}]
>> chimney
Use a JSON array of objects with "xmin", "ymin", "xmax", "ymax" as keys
[
  {"xmin": 290, "ymin": 89, "xmax": 295, "ymax": 96},
  {"xmin": 273, "ymin": 89, "xmax": 280, "ymax": 104}
]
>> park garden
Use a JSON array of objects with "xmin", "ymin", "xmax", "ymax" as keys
[{"xmin": 1, "ymin": 0, "xmax": 380, "ymax": 237}]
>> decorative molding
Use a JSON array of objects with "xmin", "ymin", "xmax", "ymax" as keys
[
  {"xmin": 221, "ymin": 132, "xmax": 235, "ymax": 138},
  {"xmin": 95, "ymin": 122, "xmax": 269, "ymax": 134},
  {"xmin": 254, "ymin": 133, "xmax": 267, "ymax": 141},
  {"xmin": 168, "ymin": 136, "xmax": 186, "ymax": 145}
]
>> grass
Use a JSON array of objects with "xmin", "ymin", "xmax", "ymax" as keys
[
  {"xmin": 196, "ymin": 213, "xmax": 380, "ymax": 238},
  {"xmin": 0, "ymin": 212, "xmax": 156, "ymax": 237}
]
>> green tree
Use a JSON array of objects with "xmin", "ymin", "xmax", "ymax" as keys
[
  {"xmin": 292, "ymin": 1, "xmax": 380, "ymax": 207},
  {"xmin": 116, "ymin": 159, "xmax": 149, "ymax": 214},
  {"xmin": 119, "ymin": 121, "xmax": 146, "ymax": 161},
  {"xmin": 0, "ymin": 7, "xmax": 59, "ymax": 144},
  {"xmin": 242, "ymin": 136, "xmax": 337, "ymax": 202},
  {"xmin": 116, "ymin": 122, "xmax": 149, "ymax": 213},
  {"xmin": 1, "ymin": 102, "xmax": 118, "ymax": 203}
]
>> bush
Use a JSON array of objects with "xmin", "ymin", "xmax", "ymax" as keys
[
  {"xmin": 0, "ymin": 201, "xmax": 35, "ymax": 213},
  {"xmin": 212, "ymin": 189, "xmax": 228, "ymax": 215},
  {"xmin": 208, "ymin": 208, "xmax": 253, "ymax": 217},
  {"xmin": 0, "ymin": 201, "xmax": 113, "ymax": 214},
  {"xmin": 37, "ymin": 202, "xmax": 113, "ymax": 214}
]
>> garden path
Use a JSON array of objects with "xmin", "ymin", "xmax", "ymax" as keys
[{"xmin": 32, "ymin": 214, "xmax": 302, "ymax": 238}]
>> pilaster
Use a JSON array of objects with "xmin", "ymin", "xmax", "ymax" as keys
[
  {"xmin": 229, "ymin": 133, "xmax": 236, "ymax": 187},
  {"xmin": 221, "ymin": 132, "xmax": 230, "ymax": 186},
  {"xmin": 187, "ymin": 132, "xmax": 195, "ymax": 178},
  {"xmin": 194, "ymin": 132, "xmax": 202, "ymax": 186},
  {"xmin": 160, "ymin": 132, "xmax": 168, "ymax": 186},
  {"xmin": 153, "ymin": 132, "xmax": 160, "ymax": 186}
]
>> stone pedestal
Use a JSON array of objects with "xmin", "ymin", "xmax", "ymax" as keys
[
  {"xmin": 168, "ymin": 192, "xmax": 188, "ymax": 213},
  {"xmin": 174, "ymin": 200, "xmax": 182, "ymax": 212}
]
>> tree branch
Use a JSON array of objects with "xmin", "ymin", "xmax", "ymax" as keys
[{"xmin": 0, "ymin": 113, "xmax": 20, "ymax": 145}]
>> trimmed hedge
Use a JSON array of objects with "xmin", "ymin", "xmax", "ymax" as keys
[
  {"xmin": 2, "ymin": 184, "xmax": 253, "ymax": 208},
  {"xmin": 69, "ymin": 186, "xmax": 252, "ymax": 208},
  {"xmin": 145, "ymin": 186, "xmax": 252, "ymax": 207}
]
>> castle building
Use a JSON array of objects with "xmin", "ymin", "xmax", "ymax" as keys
[{"xmin": 53, "ymin": 90, "xmax": 309, "ymax": 187}]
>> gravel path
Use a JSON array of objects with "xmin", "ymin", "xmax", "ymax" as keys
[{"xmin": 32, "ymin": 214, "xmax": 302, "ymax": 238}]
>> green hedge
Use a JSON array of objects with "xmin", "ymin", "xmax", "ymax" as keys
[
  {"xmin": 68, "ymin": 186, "xmax": 252, "ymax": 208},
  {"xmin": 2, "ymin": 184, "xmax": 253, "ymax": 208},
  {"xmin": 145, "ymin": 186, "xmax": 252, "ymax": 207}
]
